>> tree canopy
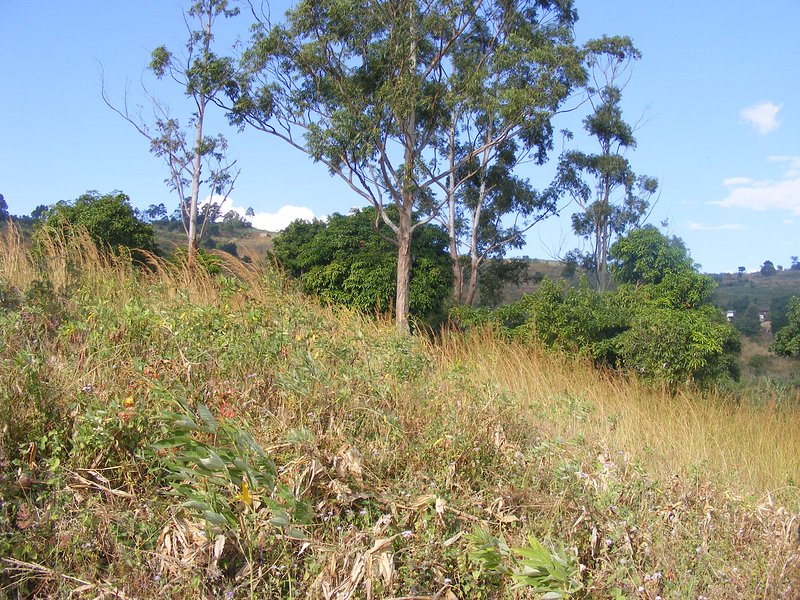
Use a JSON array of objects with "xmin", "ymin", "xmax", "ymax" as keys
[
  {"xmin": 272, "ymin": 208, "xmax": 453, "ymax": 324},
  {"xmin": 41, "ymin": 191, "xmax": 158, "ymax": 257},
  {"xmin": 230, "ymin": 0, "xmax": 584, "ymax": 332},
  {"xmin": 609, "ymin": 225, "xmax": 694, "ymax": 286}
]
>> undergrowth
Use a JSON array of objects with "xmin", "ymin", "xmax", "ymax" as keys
[{"xmin": 1, "ymin": 223, "xmax": 798, "ymax": 598}]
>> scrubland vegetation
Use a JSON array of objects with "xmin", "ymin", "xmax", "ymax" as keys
[{"xmin": 1, "ymin": 223, "xmax": 798, "ymax": 599}]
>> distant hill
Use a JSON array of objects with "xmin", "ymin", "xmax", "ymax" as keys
[
  {"xmin": 151, "ymin": 222, "xmax": 276, "ymax": 261},
  {"xmin": 710, "ymin": 269, "xmax": 800, "ymax": 310}
]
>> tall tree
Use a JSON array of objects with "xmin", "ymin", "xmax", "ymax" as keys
[
  {"xmin": 436, "ymin": 7, "xmax": 582, "ymax": 306},
  {"xmin": 230, "ymin": 0, "xmax": 582, "ymax": 332},
  {"xmin": 556, "ymin": 36, "xmax": 657, "ymax": 291},
  {"xmin": 103, "ymin": 0, "xmax": 239, "ymax": 267}
]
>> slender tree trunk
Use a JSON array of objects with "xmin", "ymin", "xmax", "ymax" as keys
[
  {"xmin": 446, "ymin": 114, "xmax": 463, "ymax": 303},
  {"xmin": 395, "ymin": 207, "xmax": 412, "ymax": 334},
  {"xmin": 465, "ymin": 124, "xmax": 491, "ymax": 306},
  {"xmin": 188, "ymin": 11, "xmax": 214, "ymax": 270},
  {"xmin": 596, "ymin": 176, "xmax": 612, "ymax": 291},
  {"xmin": 464, "ymin": 254, "xmax": 480, "ymax": 306},
  {"xmin": 188, "ymin": 100, "xmax": 205, "ymax": 269},
  {"xmin": 394, "ymin": 0, "xmax": 416, "ymax": 335}
]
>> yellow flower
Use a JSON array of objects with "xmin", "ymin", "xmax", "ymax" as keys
[{"xmin": 240, "ymin": 479, "xmax": 252, "ymax": 507}]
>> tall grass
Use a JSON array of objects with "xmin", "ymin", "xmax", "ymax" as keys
[
  {"xmin": 435, "ymin": 329, "xmax": 800, "ymax": 502},
  {"xmin": 1, "ymin": 221, "xmax": 798, "ymax": 598}
]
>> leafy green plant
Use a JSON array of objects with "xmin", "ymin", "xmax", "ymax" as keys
[
  {"xmin": 272, "ymin": 207, "xmax": 453, "ymax": 324},
  {"xmin": 468, "ymin": 528, "xmax": 584, "ymax": 598},
  {"xmin": 151, "ymin": 395, "xmax": 308, "ymax": 543},
  {"xmin": 771, "ymin": 295, "xmax": 800, "ymax": 357},
  {"xmin": 38, "ymin": 190, "xmax": 159, "ymax": 258}
]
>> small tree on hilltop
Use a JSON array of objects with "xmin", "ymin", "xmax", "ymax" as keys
[{"xmin": 760, "ymin": 260, "xmax": 776, "ymax": 276}]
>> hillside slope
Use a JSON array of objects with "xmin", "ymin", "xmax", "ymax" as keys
[{"xmin": 0, "ymin": 224, "xmax": 798, "ymax": 598}]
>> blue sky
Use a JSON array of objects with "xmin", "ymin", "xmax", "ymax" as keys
[{"xmin": 1, "ymin": 1, "xmax": 798, "ymax": 273}]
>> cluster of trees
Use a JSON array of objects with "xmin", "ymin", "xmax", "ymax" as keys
[
  {"xmin": 454, "ymin": 226, "xmax": 741, "ymax": 388},
  {"xmin": 10, "ymin": 1, "xmax": 800, "ymax": 385},
  {"xmin": 94, "ymin": 0, "xmax": 660, "ymax": 333},
  {"xmin": 37, "ymin": 191, "xmax": 159, "ymax": 259},
  {"xmin": 743, "ymin": 258, "xmax": 800, "ymax": 276}
]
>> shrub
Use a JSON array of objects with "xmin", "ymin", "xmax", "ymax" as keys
[{"xmin": 40, "ymin": 190, "xmax": 158, "ymax": 258}]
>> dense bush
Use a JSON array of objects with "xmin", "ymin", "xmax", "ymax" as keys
[
  {"xmin": 453, "ymin": 228, "xmax": 741, "ymax": 388},
  {"xmin": 770, "ymin": 295, "xmax": 800, "ymax": 358},
  {"xmin": 273, "ymin": 207, "xmax": 453, "ymax": 324},
  {"xmin": 40, "ymin": 190, "xmax": 158, "ymax": 257}
]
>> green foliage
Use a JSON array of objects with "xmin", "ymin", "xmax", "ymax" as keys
[
  {"xmin": 616, "ymin": 304, "xmax": 741, "ymax": 388},
  {"xmin": 624, "ymin": 269, "xmax": 716, "ymax": 310},
  {"xmin": 0, "ymin": 193, "xmax": 8, "ymax": 220},
  {"xmin": 518, "ymin": 278, "xmax": 626, "ymax": 365},
  {"xmin": 732, "ymin": 303, "xmax": 762, "ymax": 338},
  {"xmin": 40, "ymin": 191, "xmax": 158, "ymax": 256},
  {"xmin": 273, "ymin": 208, "xmax": 453, "ymax": 323},
  {"xmin": 770, "ymin": 296, "xmax": 800, "ymax": 357},
  {"xmin": 760, "ymin": 260, "xmax": 777, "ymax": 276},
  {"xmin": 468, "ymin": 528, "xmax": 584, "ymax": 597},
  {"xmin": 610, "ymin": 225, "xmax": 694, "ymax": 285},
  {"xmin": 457, "ymin": 229, "xmax": 741, "ymax": 388},
  {"xmin": 151, "ymin": 395, "xmax": 308, "ymax": 540}
]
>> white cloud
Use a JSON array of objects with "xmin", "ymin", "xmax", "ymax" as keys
[
  {"xmin": 199, "ymin": 196, "xmax": 323, "ymax": 231},
  {"xmin": 687, "ymin": 222, "xmax": 743, "ymax": 231},
  {"xmin": 713, "ymin": 158, "xmax": 800, "ymax": 214},
  {"xmin": 712, "ymin": 177, "xmax": 800, "ymax": 214},
  {"xmin": 251, "ymin": 205, "xmax": 319, "ymax": 231},
  {"xmin": 722, "ymin": 177, "xmax": 753, "ymax": 187},
  {"xmin": 768, "ymin": 155, "xmax": 800, "ymax": 177},
  {"xmin": 739, "ymin": 101, "xmax": 783, "ymax": 134},
  {"xmin": 783, "ymin": 219, "xmax": 794, "ymax": 225},
  {"xmin": 232, "ymin": 203, "xmax": 321, "ymax": 231}
]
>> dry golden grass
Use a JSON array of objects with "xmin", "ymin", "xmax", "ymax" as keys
[
  {"xmin": 3, "ymin": 221, "xmax": 799, "ymax": 597},
  {"xmin": 435, "ymin": 329, "xmax": 800, "ymax": 504}
]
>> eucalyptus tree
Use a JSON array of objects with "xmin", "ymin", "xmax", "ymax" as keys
[
  {"xmin": 556, "ymin": 36, "xmax": 657, "ymax": 291},
  {"xmin": 230, "ymin": 0, "xmax": 583, "ymax": 332},
  {"xmin": 437, "ymin": 7, "xmax": 582, "ymax": 306},
  {"xmin": 103, "ymin": 0, "xmax": 239, "ymax": 266},
  {"xmin": 445, "ymin": 137, "xmax": 560, "ymax": 306}
]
